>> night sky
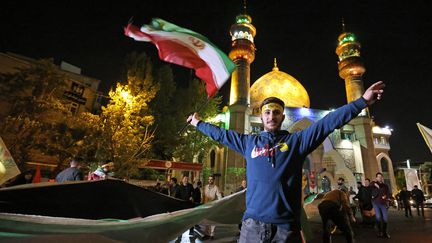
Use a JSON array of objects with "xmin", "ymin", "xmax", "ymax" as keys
[{"xmin": 1, "ymin": 0, "xmax": 431, "ymax": 165}]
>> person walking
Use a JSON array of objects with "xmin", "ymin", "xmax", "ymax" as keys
[
  {"xmin": 318, "ymin": 188, "xmax": 356, "ymax": 243},
  {"xmin": 354, "ymin": 179, "xmax": 374, "ymax": 225},
  {"xmin": 175, "ymin": 175, "xmax": 195, "ymax": 239},
  {"xmin": 411, "ymin": 185, "xmax": 425, "ymax": 217},
  {"xmin": 203, "ymin": 175, "xmax": 222, "ymax": 240},
  {"xmin": 370, "ymin": 172, "xmax": 391, "ymax": 238},
  {"xmin": 55, "ymin": 157, "xmax": 84, "ymax": 183},
  {"xmin": 187, "ymin": 81, "xmax": 385, "ymax": 242},
  {"xmin": 399, "ymin": 186, "xmax": 412, "ymax": 217}
]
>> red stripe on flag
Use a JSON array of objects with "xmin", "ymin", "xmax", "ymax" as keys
[{"xmin": 156, "ymin": 40, "xmax": 218, "ymax": 97}]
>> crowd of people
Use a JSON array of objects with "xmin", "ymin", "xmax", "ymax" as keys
[{"xmin": 317, "ymin": 172, "xmax": 427, "ymax": 243}]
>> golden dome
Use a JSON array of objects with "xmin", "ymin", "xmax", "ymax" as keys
[{"xmin": 250, "ymin": 59, "xmax": 310, "ymax": 111}]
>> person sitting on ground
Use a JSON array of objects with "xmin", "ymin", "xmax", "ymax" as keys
[
  {"xmin": 88, "ymin": 160, "xmax": 114, "ymax": 181},
  {"xmin": 56, "ymin": 157, "xmax": 84, "ymax": 183}
]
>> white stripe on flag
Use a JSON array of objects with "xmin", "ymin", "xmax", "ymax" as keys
[{"xmin": 140, "ymin": 26, "xmax": 230, "ymax": 89}]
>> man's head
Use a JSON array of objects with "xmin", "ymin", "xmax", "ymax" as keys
[
  {"xmin": 365, "ymin": 178, "xmax": 370, "ymax": 187},
  {"xmin": 376, "ymin": 172, "xmax": 384, "ymax": 183},
  {"xmin": 101, "ymin": 160, "xmax": 114, "ymax": 172},
  {"xmin": 414, "ymin": 185, "xmax": 418, "ymax": 189},
  {"xmin": 208, "ymin": 175, "xmax": 215, "ymax": 185},
  {"xmin": 402, "ymin": 186, "xmax": 407, "ymax": 191},
  {"xmin": 357, "ymin": 181, "xmax": 362, "ymax": 187},
  {"xmin": 196, "ymin": 181, "xmax": 202, "ymax": 188},
  {"xmin": 182, "ymin": 175, "xmax": 189, "ymax": 185},
  {"xmin": 70, "ymin": 157, "xmax": 83, "ymax": 168},
  {"xmin": 170, "ymin": 177, "xmax": 177, "ymax": 185},
  {"xmin": 337, "ymin": 177, "xmax": 345, "ymax": 186},
  {"xmin": 260, "ymin": 97, "xmax": 285, "ymax": 132},
  {"xmin": 241, "ymin": 179, "xmax": 247, "ymax": 188}
]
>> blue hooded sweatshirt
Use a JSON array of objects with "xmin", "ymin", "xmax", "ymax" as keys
[{"xmin": 196, "ymin": 97, "xmax": 367, "ymax": 231}]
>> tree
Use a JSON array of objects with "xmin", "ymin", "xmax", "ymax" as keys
[
  {"xmin": 79, "ymin": 52, "xmax": 158, "ymax": 179},
  {"xmin": 0, "ymin": 59, "xmax": 72, "ymax": 168},
  {"xmin": 148, "ymin": 64, "xmax": 179, "ymax": 160},
  {"xmin": 172, "ymin": 78, "xmax": 222, "ymax": 163}
]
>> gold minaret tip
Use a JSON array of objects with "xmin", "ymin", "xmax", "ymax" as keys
[{"xmin": 273, "ymin": 58, "xmax": 279, "ymax": 71}]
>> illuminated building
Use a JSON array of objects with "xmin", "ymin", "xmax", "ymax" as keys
[{"xmin": 205, "ymin": 12, "xmax": 396, "ymax": 194}]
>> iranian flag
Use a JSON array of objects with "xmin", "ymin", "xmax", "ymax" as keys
[{"xmin": 124, "ymin": 18, "xmax": 235, "ymax": 97}]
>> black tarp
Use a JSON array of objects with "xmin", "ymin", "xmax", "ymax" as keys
[{"xmin": 0, "ymin": 179, "xmax": 196, "ymax": 220}]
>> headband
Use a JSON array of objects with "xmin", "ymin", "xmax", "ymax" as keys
[{"xmin": 261, "ymin": 103, "xmax": 284, "ymax": 113}]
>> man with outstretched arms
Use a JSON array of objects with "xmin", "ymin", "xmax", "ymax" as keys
[{"xmin": 187, "ymin": 81, "xmax": 385, "ymax": 242}]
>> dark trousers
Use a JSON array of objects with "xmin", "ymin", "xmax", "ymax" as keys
[
  {"xmin": 403, "ymin": 201, "xmax": 412, "ymax": 216},
  {"xmin": 239, "ymin": 218, "xmax": 303, "ymax": 243},
  {"xmin": 318, "ymin": 200, "xmax": 354, "ymax": 243},
  {"xmin": 415, "ymin": 201, "xmax": 425, "ymax": 216}
]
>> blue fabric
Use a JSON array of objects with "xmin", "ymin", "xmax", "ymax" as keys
[
  {"xmin": 372, "ymin": 201, "xmax": 389, "ymax": 222},
  {"xmin": 197, "ymin": 98, "xmax": 367, "ymax": 230}
]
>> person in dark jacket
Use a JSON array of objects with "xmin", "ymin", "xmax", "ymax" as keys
[
  {"xmin": 193, "ymin": 181, "xmax": 202, "ymax": 204},
  {"xmin": 55, "ymin": 157, "xmax": 83, "ymax": 183},
  {"xmin": 187, "ymin": 81, "xmax": 385, "ymax": 242},
  {"xmin": 411, "ymin": 185, "xmax": 425, "ymax": 217},
  {"xmin": 175, "ymin": 175, "xmax": 195, "ymax": 238},
  {"xmin": 169, "ymin": 177, "xmax": 179, "ymax": 197},
  {"xmin": 175, "ymin": 175, "xmax": 194, "ymax": 201},
  {"xmin": 370, "ymin": 172, "xmax": 391, "ymax": 238},
  {"xmin": 399, "ymin": 186, "xmax": 412, "ymax": 217}
]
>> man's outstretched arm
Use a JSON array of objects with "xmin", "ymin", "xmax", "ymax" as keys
[
  {"xmin": 187, "ymin": 112, "xmax": 248, "ymax": 155},
  {"xmin": 297, "ymin": 81, "xmax": 385, "ymax": 154}
]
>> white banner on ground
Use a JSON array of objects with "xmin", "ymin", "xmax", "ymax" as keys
[{"xmin": 0, "ymin": 189, "xmax": 246, "ymax": 242}]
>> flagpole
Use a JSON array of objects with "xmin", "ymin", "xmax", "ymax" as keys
[{"xmin": 178, "ymin": 96, "xmax": 213, "ymax": 135}]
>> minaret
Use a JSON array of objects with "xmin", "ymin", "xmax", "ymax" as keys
[
  {"xmin": 229, "ymin": 2, "xmax": 256, "ymax": 107},
  {"xmin": 335, "ymin": 20, "xmax": 368, "ymax": 116},
  {"xmin": 224, "ymin": 2, "xmax": 256, "ymax": 193},
  {"xmin": 335, "ymin": 20, "xmax": 379, "ymax": 181}
]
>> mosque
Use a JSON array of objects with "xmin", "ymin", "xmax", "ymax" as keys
[{"xmin": 204, "ymin": 9, "xmax": 397, "ymax": 195}]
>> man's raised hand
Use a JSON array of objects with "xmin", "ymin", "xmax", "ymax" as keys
[
  {"xmin": 362, "ymin": 81, "xmax": 385, "ymax": 106},
  {"xmin": 187, "ymin": 112, "xmax": 200, "ymax": 127}
]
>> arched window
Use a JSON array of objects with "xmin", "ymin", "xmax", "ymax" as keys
[
  {"xmin": 210, "ymin": 150, "xmax": 216, "ymax": 168},
  {"xmin": 380, "ymin": 157, "xmax": 389, "ymax": 172}
]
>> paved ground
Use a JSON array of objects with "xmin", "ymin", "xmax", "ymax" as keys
[{"xmin": 173, "ymin": 208, "xmax": 432, "ymax": 243}]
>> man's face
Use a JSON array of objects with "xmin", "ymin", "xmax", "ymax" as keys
[
  {"xmin": 337, "ymin": 179, "xmax": 344, "ymax": 185},
  {"xmin": 376, "ymin": 174, "xmax": 384, "ymax": 183},
  {"xmin": 260, "ymin": 103, "xmax": 285, "ymax": 132},
  {"xmin": 365, "ymin": 180, "xmax": 370, "ymax": 187},
  {"xmin": 241, "ymin": 180, "xmax": 247, "ymax": 188},
  {"xmin": 208, "ymin": 176, "xmax": 214, "ymax": 185},
  {"xmin": 182, "ymin": 176, "xmax": 189, "ymax": 185}
]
